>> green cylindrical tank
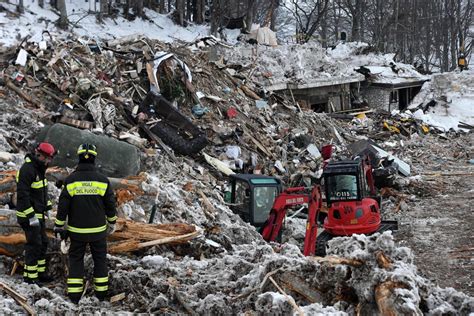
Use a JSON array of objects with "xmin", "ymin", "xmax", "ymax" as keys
[{"xmin": 37, "ymin": 124, "xmax": 140, "ymax": 177}]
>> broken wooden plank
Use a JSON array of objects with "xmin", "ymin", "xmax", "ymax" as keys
[
  {"xmin": 240, "ymin": 84, "xmax": 261, "ymax": 100},
  {"xmin": 108, "ymin": 230, "xmax": 200, "ymax": 254},
  {"xmin": 288, "ymin": 87, "xmax": 302, "ymax": 112},
  {"xmin": 1, "ymin": 209, "xmax": 199, "ymax": 257},
  {"xmin": 203, "ymin": 152, "xmax": 235, "ymax": 176},
  {"xmin": 375, "ymin": 280, "xmax": 421, "ymax": 316},
  {"xmin": 242, "ymin": 125, "xmax": 275, "ymax": 158},
  {"xmin": 139, "ymin": 123, "xmax": 178, "ymax": 163},
  {"xmin": 0, "ymin": 282, "xmax": 36, "ymax": 316},
  {"xmin": 422, "ymin": 172, "xmax": 474, "ymax": 177},
  {"xmin": 0, "ymin": 171, "xmax": 16, "ymax": 193},
  {"xmin": 268, "ymin": 276, "xmax": 304, "ymax": 316},
  {"xmin": 3, "ymin": 77, "xmax": 42, "ymax": 109},
  {"xmin": 278, "ymin": 271, "xmax": 323, "ymax": 304},
  {"xmin": 110, "ymin": 292, "xmax": 126, "ymax": 303},
  {"xmin": 197, "ymin": 189, "xmax": 216, "ymax": 220},
  {"xmin": 376, "ymin": 251, "xmax": 393, "ymax": 269},
  {"xmin": 0, "ymin": 233, "xmax": 26, "ymax": 245},
  {"xmin": 46, "ymin": 167, "xmax": 145, "ymax": 192},
  {"xmin": 310, "ymin": 256, "xmax": 364, "ymax": 267}
]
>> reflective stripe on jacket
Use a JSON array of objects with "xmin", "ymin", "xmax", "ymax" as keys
[
  {"xmin": 16, "ymin": 155, "xmax": 49, "ymax": 223},
  {"xmin": 56, "ymin": 163, "xmax": 117, "ymax": 241}
]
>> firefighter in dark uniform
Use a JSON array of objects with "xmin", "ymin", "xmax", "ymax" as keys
[
  {"xmin": 54, "ymin": 143, "xmax": 117, "ymax": 304},
  {"xmin": 16, "ymin": 142, "xmax": 56, "ymax": 285}
]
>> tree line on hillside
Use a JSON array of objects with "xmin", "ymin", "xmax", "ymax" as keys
[{"xmin": 5, "ymin": 0, "xmax": 472, "ymax": 72}]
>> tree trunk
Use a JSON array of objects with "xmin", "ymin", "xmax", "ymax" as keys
[
  {"xmin": 245, "ymin": 0, "xmax": 256, "ymax": 32},
  {"xmin": 320, "ymin": 4, "xmax": 328, "ymax": 47},
  {"xmin": 176, "ymin": 0, "xmax": 185, "ymax": 26},
  {"xmin": 270, "ymin": 0, "xmax": 280, "ymax": 31},
  {"xmin": 159, "ymin": 0, "xmax": 166, "ymax": 13},
  {"xmin": 123, "ymin": 0, "xmax": 130, "ymax": 18},
  {"xmin": 193, "ymin": 0, "xmax": 204, "ymax": 24},
  {"xmin": 17, "ymin": 0, "xmax": 24, "ymax": 14},
  {"xmin": 57, "ymin": 0, "xmax": 68, "ymax": 30},
  {"xmin": 186, "ymin": 0, "xmax": 192, "ymax": 21},
  {"xmin": 98, "ymin": 0, "xmax": 108, "ymax": 22},
  {"xmin": 210, "ymin": 0, "xmax": 222, "ymax": 35},
  {"xmin": 134, "ymin": 0, "xmax": 144, "ymax": 18},
  {"xmin": 351, "ymin": 0, "xmax": 362, "ymax": 42}
]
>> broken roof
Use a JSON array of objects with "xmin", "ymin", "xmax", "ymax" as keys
[{"xmin": 223, "ymin": 41, "xmax": 429, "ymax": 91}]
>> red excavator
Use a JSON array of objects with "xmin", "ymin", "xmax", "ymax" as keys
[{"xmin": 228, "ymin": 156, "xmax": 397, "ymax": 256}]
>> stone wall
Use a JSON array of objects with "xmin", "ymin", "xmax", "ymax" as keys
[{"xmin": 361, "ymin": 86, "xmax": 398, "ymax": 111}]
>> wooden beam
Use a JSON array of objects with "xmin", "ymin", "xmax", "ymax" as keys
[
  {"xmin": 0, "ymin": 282, "xmax": 36, "ymax": 316},
  {"xmin": 376, "ymin": 251, "xmax": 393, "ymax": 269},
  {"xmin": 310, "ymin": 256, "xmax": 364, "ymax": 267},
  {"xmin": 278, "ymin": 272, "xmax": 323, "ymax": 303},
  {"xmin": 3, "ymin": 77, "xmax": 43, "ymax": 109},
  {"xmin": 268, "ymin": 276, "xmax": 304, "ymax": 316}
]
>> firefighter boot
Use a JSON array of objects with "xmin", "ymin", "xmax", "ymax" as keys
[{"xmin": 38, "ymin": 272, "xmax": 54, "ymax": 284}]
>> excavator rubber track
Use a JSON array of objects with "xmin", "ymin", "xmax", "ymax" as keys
[{"xmin": 315, "ymin": 220, "xmax": 399, "ymax": 256}]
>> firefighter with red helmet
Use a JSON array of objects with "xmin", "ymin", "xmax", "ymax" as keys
[
  {"xmin": 55, "ymin": 143, "xmax": 117, "ymax": 304},
  {"xmin": 16, "ymin": 142, "xmax": 56, "ymax": 284}
]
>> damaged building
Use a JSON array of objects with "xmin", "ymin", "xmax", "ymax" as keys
[
  {"xmin": 356, "ymin": 65, "xmax": 429, "ymax": 111},
  {"xmin": 264, "ymin": 75, "xmax": 364, "ymax": 113}
]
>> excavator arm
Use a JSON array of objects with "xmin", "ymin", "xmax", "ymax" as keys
[
  {"xmin": 303, "ymin": 186, "xmax": 322, "ymax": 256},
  {"xmin": 260, "ymin": 186, "xmax": 322, "ymax": 256}
]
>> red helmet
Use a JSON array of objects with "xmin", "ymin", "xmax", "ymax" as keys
[{"xmin": 36, "ymin": 142, "xmax": 56, "ymax": 158}]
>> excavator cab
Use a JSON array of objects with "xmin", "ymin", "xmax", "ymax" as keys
[
  {"xmin": 320, "ymin": 157, "xmax": 397, "ymax": 239},
  {"xmin": 228, "ymin": 174, "xmax": 282, "ymax": 228}
]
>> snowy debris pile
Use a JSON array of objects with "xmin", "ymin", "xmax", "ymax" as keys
[
  {"xmin": 222, "ymin": 42, "xmax": 336, "ymax": 86},
  {"xmin": 407, "ymin": 69, "xmax": 474, "ymax": 131},
  {"xmin": 1, "ymin": 33, "xmax": 363, "ymax": 185},
  {"xmin": 1, "ymin": 232, "xmax": 473, "ymax": 314},
  {"xmin": 0, "ymin": 1, "xmax": 208, "ymax": 47},
  {"xmin": 222, "ymin": 41, "xmax": 428, "ymax": 89},
  {"xmin": 327, "ymin": 42, "xmax": 429, "ymax": 83}
]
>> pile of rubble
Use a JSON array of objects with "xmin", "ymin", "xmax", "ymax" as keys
[{"xmin": 0, "ymin": 31, "xmax": 473, "ymax": 314}]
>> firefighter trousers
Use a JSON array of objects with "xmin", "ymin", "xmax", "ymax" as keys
[
  {"xmin": 21, "ymin": 220, "xmax": 48, "ymax": 282},
  {"xmin": 67, "ymin": 237, "xmax": 108, "ymax": 302}
]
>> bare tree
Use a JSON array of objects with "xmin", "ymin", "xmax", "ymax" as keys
[
  {"xmin": 283, "ymin": 0, "xmax": 330, "ymax": 43},
  {"xmin": 57, "ymin": 0, "xmax": 68, "ymax": 29},
  {"xmin": 98, "ymin": 0, "xmax": 109, "ymax": 22},
  {"xmin": 17, "ymin": 0, "xmax": 24, "ymax": 14},
  {"xmin": 210, "ymin": 0, "xmax": 225, "ymax": 34},
  {"xmin": 176, "ymin": 0, "xmax": 185, "ymax": 26},
  {"xmin": 245, "ymin": 0, "xmax": 257, "ymax": 32},
  {"xmin": 134, "ymin": 0, "xmax": 144, "ymax": 17},
  {"xmin": 159, "ymin": 0, "xmax": 166, "ymax": 13}
]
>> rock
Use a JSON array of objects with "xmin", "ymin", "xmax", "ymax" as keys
[
  {"xmin": 399, "ymin": 201, "xmax": 409, "ymax": 212},
  {"xmin": 37, "ymin": 123, "xmax": 141, "ymax": 177},
  {"xmin": 0, "ymin": 152, "xmax": 13, "ymax": 163}
]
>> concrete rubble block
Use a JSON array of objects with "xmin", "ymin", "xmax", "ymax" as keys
[
  {"xmin": 306, "ymin": 143, "xmax": 321, "ymax": 160},
  {"xmin": 37, "ymin": 123, "xmax": 140, "ymax": 178},
  {"xmin": 0, "ymin": 152, "xmax": 14, "ymax": 163},
  {"xmin": 348, "ymin": 139, "xmax": 411, "ymax": 176}
]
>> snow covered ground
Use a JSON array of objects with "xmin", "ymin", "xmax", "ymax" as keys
[
  {"xmin": 408, "ymin": 68, "xmax": 474, "ymax": 131},
  {"xmin": 0, "ymin": 0, "xmax": 209, "ymax": 46}
]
